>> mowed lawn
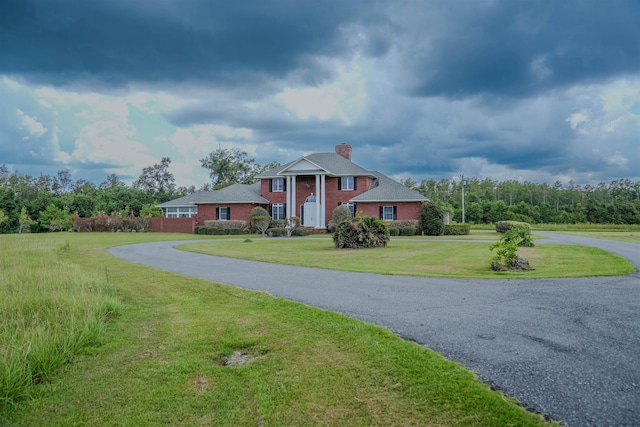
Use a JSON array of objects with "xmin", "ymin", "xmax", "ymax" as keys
[
  {"xmin": 0, "ymin": 232, "xmax": 558, "ymax": 426},
  {"xmin": 178, "ymin": 236, "xmax": 634, "ymax": 279}
]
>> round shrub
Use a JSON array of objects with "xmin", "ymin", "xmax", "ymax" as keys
[
  {"xmin": 291, "ymin": 227, "xmax": 309, "ymax": 236},
  {"xmin": 389, "ymin": 228, "xmax": 400, "ymax": 236},
  {"xmin": 327, "ymin": 205, "xmax": 353, "ymax": 233}
]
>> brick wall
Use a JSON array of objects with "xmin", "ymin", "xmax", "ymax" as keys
[
  {"xmin": 197, "ymin": 203, "xmax": 267, "ymax": 223},
  {"xmin": 356, "ymin": 201, "xmax": 423, "ymax": 221}
]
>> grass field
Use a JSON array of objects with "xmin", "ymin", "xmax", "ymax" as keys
[
  {"xmin": 0, "ymin": 232, "xmax": 558, "ymax": 426},
  {"xmin": 178, "ymin": 236, "xmax": 634, "ymax": 279}
]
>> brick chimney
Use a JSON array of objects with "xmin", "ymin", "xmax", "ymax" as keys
[{"xmin": 335, "ymin": 143, "xmax": 352, "ymax": 161}]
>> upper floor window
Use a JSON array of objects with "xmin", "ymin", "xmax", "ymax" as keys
[
  {"xmin": 270, "ymin": 178, "xmax": 285, "ymax": 192},
  {"xmin": 339, "ymin": 176, "xmax": 357, "ymax": 191}
]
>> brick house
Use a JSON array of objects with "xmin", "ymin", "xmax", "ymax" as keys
[{"xmin": 158, "ymin": 144, "xmax": 427, "ymax": 231}]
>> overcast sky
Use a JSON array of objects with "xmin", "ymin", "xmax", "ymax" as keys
[{"xmin": 1, "ymin": 0, "xmax": 639, "ymax": 188}]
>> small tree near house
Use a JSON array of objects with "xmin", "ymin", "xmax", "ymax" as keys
[{"xmin": 250, "ymin": 207, "xmax": 271, "ymax": 236}]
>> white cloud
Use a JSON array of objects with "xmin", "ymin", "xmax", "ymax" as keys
[
  {"xmin": 275, "ymin": 60, "xmax": 368, "ymax": 125},
  {"xmin": 16, "ymin": 109, "xmax": 47, "ymax": 138},
  {"xmin": 606, "ymin": 152, "xmax": 628, "ymax": 167},
  {"xmin": 565, "ymin": 110, "xmax": 590, "ymax": 134}
]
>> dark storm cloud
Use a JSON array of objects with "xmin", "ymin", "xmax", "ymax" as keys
[
  {"xmin": 400, "ymin": 0, "xmax": 640, "ymax": 98},
  {"xmin": 0, "ymin": 0, "xmax": 386, "ymax": 89}
]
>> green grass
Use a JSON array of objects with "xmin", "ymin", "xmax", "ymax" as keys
[
  {"xmin": 554, "ymin": 231, "xmax": 640, "ymax": 243},
  {"xmin": 0, "ymin": 232, "xmax": 555, "ymax": 426},
  {"xmin": 178, "ymin": 238, "xmax": 634, "ymax": 278}
]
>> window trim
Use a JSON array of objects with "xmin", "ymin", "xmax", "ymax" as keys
[
  {"xmin": 270, "ymin": 178, "xmax": 285, "ymax": 192},
  {"xmin": 339, "ymin": 176, "xmax": 357, "ymax": 191},
  {"xmin": 380, "ymin": 205, "xmax": 397, "ymax": 221},
  {"xmin": 216, "ymin": 207, "xmax": 231, "ymax": 220},
  {"xmin": 272, "ymin": 203, "xmax": 286, "ymax": 220}
]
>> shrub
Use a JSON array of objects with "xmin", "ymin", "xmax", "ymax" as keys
[
  {"xmin": 291, "ymin": 227, "xmax": 309, "ymax": 236},
  {"xmin": 489, "ymin": 228, "xmax": 535, "ymax": 270},
  {"xmin": 421, "ymin": 202, "xmax": 444, "ymax": 236},
  {"xmin": 400, "ymin": 226, "xmax": 417, "ymax": 236},
  {"xmin": 268, "ymin": 227, "xmax": 287, "ymax": 237},
  {"xmin": 496, "ymin": 221, "xmax": 530, "ymax": 233},
  {"xmin": 333, "ymin": 216, "xmax": 389, "ymax": 249},
  {"xmin": 203, "ymin": 220, "xmax": 248, "ymax": 232},
  {"xmin": 227, "ymin": 227, "xmax": 245, "ymax": 235},
  {"xmin": 444, "ymin": 224, "xmax": 471, "ymax": 235},
  {"xmin": 269, "ymin": 219, "xmax": 287, "ymax": 229},
  {"xmin": 389, "ymin": 228, "xmax": 400, "ymax": 236},
  {"xmin": 327, "ymin": 205, "xmax": 353, "ymax": 233}
]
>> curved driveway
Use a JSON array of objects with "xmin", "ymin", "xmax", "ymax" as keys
[{"xmin": 108, "ymin": 233, "xmax": 640, "ymax": 427}]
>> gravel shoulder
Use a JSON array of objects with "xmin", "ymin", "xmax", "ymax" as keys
[{"xmin": 108, "ymin": 233, "xmax": 640, "ymax": 427}]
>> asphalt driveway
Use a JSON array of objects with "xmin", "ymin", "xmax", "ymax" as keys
[{"xmin": 108, "ymin": 233, "xmax": 640, "ymax": 426}]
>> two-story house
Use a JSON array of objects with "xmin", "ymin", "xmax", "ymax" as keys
[{"xmin": 158, "ymin": 144, "xmax": 428, "ymax": 230}]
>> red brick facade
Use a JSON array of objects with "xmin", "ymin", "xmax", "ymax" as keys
[
  {"xmin": 197, "ymin": 203, "xmax": 267, "ymax": 223},
  {"xmin": 356, "ymin": 201, "xmax": 423, "ymax": 221}
]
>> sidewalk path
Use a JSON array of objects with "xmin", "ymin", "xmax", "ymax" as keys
[{"xmin": 108, "ymin": 233, "xmax": 640, "ymax": 427}]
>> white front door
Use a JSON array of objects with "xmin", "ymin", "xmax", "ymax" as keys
[{"xmin": 302, "ymin": 202, "xmax": 316, "ymax": 226}]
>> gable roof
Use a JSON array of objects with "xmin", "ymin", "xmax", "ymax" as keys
[
  {"xmin": 350, "ymin": 171, "xmax": 429, "ymax": 203},
  {"xmin": 157, "ymin": 182, "xmax": 268, "ymax": 207},
  {"xmin": 256, "ymin": 152, "xmax": 375, "ymax": 178}
]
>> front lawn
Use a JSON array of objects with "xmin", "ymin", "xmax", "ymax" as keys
[
  {"xmin": 178, "ymin": 237, "xmax": 634, "ymax": 278},
  {"xmin": 1, "ymin": 233, "xmax": 554, "ymax": 426}
]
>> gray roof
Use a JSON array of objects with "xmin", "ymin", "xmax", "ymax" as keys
[
  {"xmin": 350, "ymin": 171, "xmax": 429, "ymax": 203},
  {"xmin": 158, "ymin": 182, "xmax": 268, "ymax": 207},
  {"xmin": 255, "ymin": 152, "xmax": 375, "ymax": 178}
]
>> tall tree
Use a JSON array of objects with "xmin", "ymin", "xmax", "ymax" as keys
[
  {"xmin": 133, "ymin": 157, "xmax": 177, "ymax": 202},
  {"xmin": 200, "ymin": 148, "xmax": 262, "ymax": 189}
]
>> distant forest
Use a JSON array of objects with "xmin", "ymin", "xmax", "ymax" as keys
[{"xmin": 1, "ymin": 158, "xmax": 640, "ymax": 234}]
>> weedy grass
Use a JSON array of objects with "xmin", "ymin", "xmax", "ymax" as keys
[
  {"xmin": 0, "ymin": 232, "xmax": 561, "ymax": 426},
  {"xmin": 179, "ymin": 237, "xmax": 634, "ymax": 278}
]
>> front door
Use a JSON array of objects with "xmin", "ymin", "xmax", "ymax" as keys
[{"xmin": 302, "ymin": 194, "xmax": 317, "ymax": 227}]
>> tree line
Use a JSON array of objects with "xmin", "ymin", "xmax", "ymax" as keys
[
  {"xmin": 402, "ymin": 177, "xmax": 640, "ymax": 225},
  {"xmin": 1, "ymin": 150, "xmax": 639, "ymax": 233}
]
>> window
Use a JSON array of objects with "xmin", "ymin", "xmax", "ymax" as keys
[
  {"xmin": 272, "ymin": 203, "xmax": 286, "ymax": 220},
  {"xmin": 166, "ymin": 207, "xmax": 197, "ymax": 218},
  {"xmin": 339, "ymin": 176, "xmax": 357, "ymax": 191},
  {"xmin": 216, "ymin": 207, "xmax": 230, "ymax": 220},
  {"xmin": 270, "ymin": 178, "xmax": 285, "ymax": 192},
  {"xmin": 341, "ymin": 202, "xmax": 356, "ymax": 217},
  {"xmin": 380, "ymin": 206, "xmax": 397, "ymax": 221}
]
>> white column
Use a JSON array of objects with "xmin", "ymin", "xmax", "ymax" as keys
[
  {"xmin": 320, "ymin": 174, "xmax": 326, "ymax": 228},
  {"xmin": 315, "ymin": 174, "xmax": 321, "ymax": 228},
  {"xmin": 286, "ymin": 176, "xmax": 292, "ymax": 218},
  {"xmin": 291, "ymin": 176, "xmax": 296, "ymax": 219}
]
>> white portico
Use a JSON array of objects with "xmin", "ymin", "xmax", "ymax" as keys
[{"xmin": 280, "ymin": 157, "xmax": 328, "ymax": 229}]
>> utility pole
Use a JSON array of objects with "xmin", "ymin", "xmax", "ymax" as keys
[{"xmin": 461, "ymin": 173, "xmax": 465, "ymax": 223}]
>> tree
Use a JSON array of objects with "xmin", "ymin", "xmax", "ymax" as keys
[
  {"xmin": 140, "ymin": 203, "xmax": 161, "ymax": 218},
  {"xmin": 250, "ymin": 207, "xmax": 271, "ymax": 236},
  {"xmin": 18, "ymin": 206, "xmax": 35, "ymax": 233},
  {"xmin": 420, "ymin": 202, "xmax": 444, "ymax": 236},
  {"xmin": 133, "ymin": 157, "xmax": 177, "ymax": 202},
  {"xmin": 200, "ymin": 148, "xmax": 263, "ymax": 189},
  {"xmin": 39, "ymin": 204, "xmax": 72, "ymax": 231},
  {"xmin": 0, "ymin": 209, "xmax": 6, "ymax": 226}
]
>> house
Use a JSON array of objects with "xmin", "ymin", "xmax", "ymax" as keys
[{"xmin": 158, "ymin": 144, "xmax": 428, "ymax": 231}]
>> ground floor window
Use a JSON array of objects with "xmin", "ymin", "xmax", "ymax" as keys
[
  {"xmin": 216, "ymin": 207, "xmax": 230, "ymax": 220},
  {"xmin": 272, "ymin": 203, "xmax": 286, "ymax": 220},
  {"xmin": 166, "ymin": 206, "xmax": 197, "ymax": 218},
  {"xmin": 380, "ymin": 205, "xmax": 397, "ymax": 221},
  {"xmin": 341, "ymin": 202, "xmax": 356, "ymax": 217}
]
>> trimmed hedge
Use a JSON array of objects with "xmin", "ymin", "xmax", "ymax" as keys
[
  {"xmin": 389, "ymin": 228, "xmax": 400, "ymax": 236},
  {"xmin": 267, "ymin": 227, "xmax": 287, "ymax": 237},
  {"xmin": 291, "ymin": 227, "xmax": 309, "ymax": 236},
  {"xmin": 202, "ymin": 220, "xmax": 248, "ymax": 231},
  {"xmin": 195, "ymin": 226, "xmax": 246, "ymax": 235},
  {"xmin": 400, "ymin": 226, "xmax": 417, "ymax": 236},
  {"xmin": 496, "ymin": 221, "xmax": 531, "ymax": 233},
  {"xmin": 443, "ymin": 224, "xmax": 471, "ymax": 235}
]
